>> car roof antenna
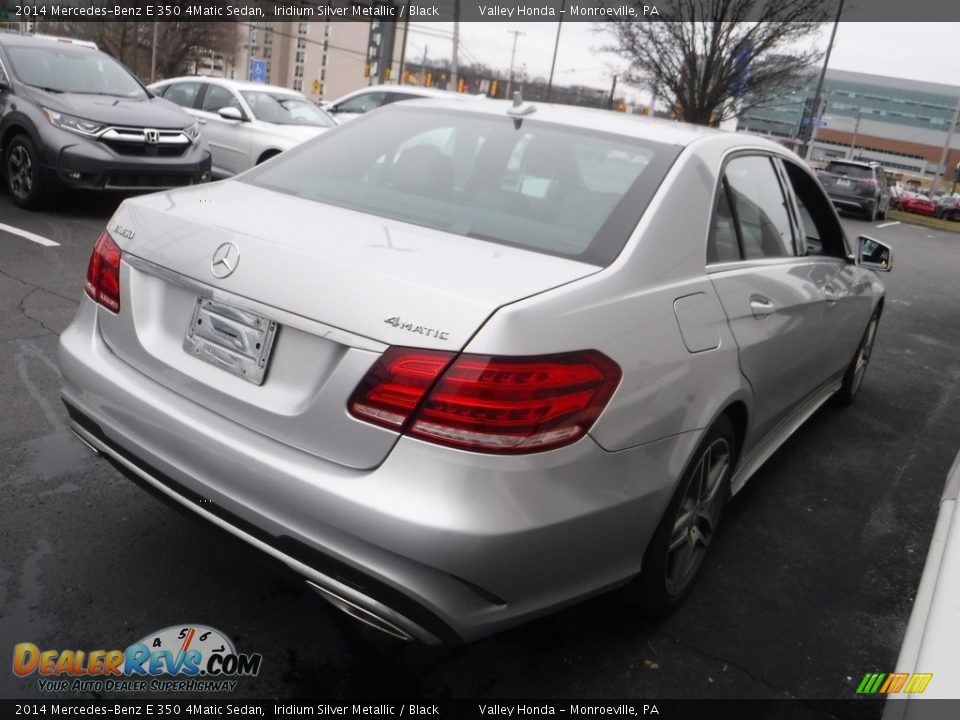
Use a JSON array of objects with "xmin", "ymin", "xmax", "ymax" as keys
[{"xmin": 507, "ymin": 91, "xmax": 536, "ymax": 129}]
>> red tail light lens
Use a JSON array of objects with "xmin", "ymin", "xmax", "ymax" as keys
[
  {"xmin": 84, "ymin": 231, "xmax": 122, "ymax": 314},
  {"xmin": 349, "ymin": 348, "xmax": 621, "ymax": 454}
]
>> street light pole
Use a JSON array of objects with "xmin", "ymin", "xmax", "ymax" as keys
[
  {"xmin": 848, "ymin": 112, "xmax": 861, "ymax": 160},
  {"xmin": 505, "ymin": 30, "xmax": 524, "ymax": 98},
  {"xmin": 804, "ymin": 0, "xmax": 845, "ymax": 161},
  {"xmin": 546, "ymin": 3, "xmax": 565, "ymax": 102},
  {"xmin": 931, "ymin": 95, "xmax": 960, "ymax": 196}
]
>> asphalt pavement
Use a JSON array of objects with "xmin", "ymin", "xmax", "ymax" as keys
[{"xmin": 1, "ymin": 193, "xmax": 959, "ymax": 711}]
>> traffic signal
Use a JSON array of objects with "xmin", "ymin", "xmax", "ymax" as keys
[
  {"xmin": 425, "ymin": 72, "xmax": 433, "ymax": 87},
  {"xmin": 364, "ymin": 64, "xmax": 371, "ymax": 78},
  {"xmin": 490, "ymin": 80, "xmax": 499, "ymax": 97},
  {"xmin": 457, "ymin": 77, "xmax": 465, "ymax": 93},
  {"xmin": 384, "ymin": 67, "xmax": 391, "ymax": 81}
]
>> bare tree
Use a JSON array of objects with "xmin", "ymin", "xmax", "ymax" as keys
[
  {"xmin": 604, "ymin": 0, "xmax": 831, "ymax": 125},
  {"xmin": 41, "ymin": 19, "xmax": 237, "ymax": 82}
]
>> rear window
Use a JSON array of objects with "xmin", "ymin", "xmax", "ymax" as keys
[
  {"xmin": 824, "ymin": 162, "xmax": 873, "ymax": 179},
  {"xmin": 242, "ymin": 106, "xmax": 679, "ymax": 266}
]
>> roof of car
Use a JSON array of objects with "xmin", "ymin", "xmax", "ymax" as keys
[
  {"xmin": 388, "ymin": 97, "xmax": 740, "ymax": 148},
  {"xmin": 152, "ymin": 76, "xmax": 304, "ymax": 96},
  {"xmin": 0, "ymin": 32, "xmax": 99, "ymax": 50}
]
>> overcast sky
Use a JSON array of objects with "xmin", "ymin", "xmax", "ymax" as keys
[{"xmin": 404, "ymin": 22, "xmax": 960, "ymax": 103}]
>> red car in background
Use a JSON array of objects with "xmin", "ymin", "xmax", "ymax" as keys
[{"xmin": 899, "ymin": 193, "xmax": 937, "ymax": 216}]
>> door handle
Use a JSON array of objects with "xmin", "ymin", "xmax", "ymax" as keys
[{"xmin": 749, "ymin": 295, "xmax": 776, "ymax": 317}]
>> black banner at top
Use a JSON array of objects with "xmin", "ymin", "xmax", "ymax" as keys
[{"xmin": 2, "ymin": 0, "xmax": 960, "ymax": 23}]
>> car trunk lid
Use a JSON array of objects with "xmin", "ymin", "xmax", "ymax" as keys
[{"xmin": 95, "ymin": 181, "xmax": 601, "ymax": 469}]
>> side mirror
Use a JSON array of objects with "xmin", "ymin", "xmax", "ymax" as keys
[
  {"xmin": 217, "ymin": 106, "xmax": 245, "ymax": 122},
  {"xmin": 855, "ymin": 235, "xmax": 893, "ymax": 272}
]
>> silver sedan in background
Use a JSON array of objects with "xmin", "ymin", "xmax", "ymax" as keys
[
  {"xmin": 149, "ymin": 76, "xmax": 336, "ymax": 177},
  {"xmin": 59, "ymin": 99, "xmax": 892, "ymax": 644}
]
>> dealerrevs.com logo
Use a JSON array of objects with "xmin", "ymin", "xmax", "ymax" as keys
[{"xmin": 13, "ymin": 624, "xmax": 262, "ymax": 693}]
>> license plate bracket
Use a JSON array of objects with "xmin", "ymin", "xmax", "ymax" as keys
[{"xmin": 183, "ymin": 298, "xmax": 278, "ymax": 385}]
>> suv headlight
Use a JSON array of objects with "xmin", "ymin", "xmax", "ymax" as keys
[
  {"xmin": 184, "ymin": 121, "xmax": 201, "ymax": 141},
  {"xmin": 42, "ymin": 108, "xmax": 106, "ymax": 137}
]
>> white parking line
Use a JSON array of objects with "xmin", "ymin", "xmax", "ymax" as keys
[
  {"xmin": 876, "ymin": 221, "xmax": 901, "ymax": 229},
  {"xmin": 0, "ymin": 222, "xmax": 59, "ymax": 247}
]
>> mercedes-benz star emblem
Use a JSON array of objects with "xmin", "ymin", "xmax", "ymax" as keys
[{"xmin": 211, "ymin": 242, "xmax": 240, "ymax": 279}]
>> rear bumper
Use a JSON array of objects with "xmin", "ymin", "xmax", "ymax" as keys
[
  {"xmin": 827, "ymin": 191, "xmax": 874, "ymax": 215},
  {"xmin": 59, "ymin": 300, "xmax": 697, "ymax": 643}
]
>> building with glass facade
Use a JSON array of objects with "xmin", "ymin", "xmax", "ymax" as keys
[{"xmin": 739, "ymin": 69, "xmax": 960, "ymax": 184}]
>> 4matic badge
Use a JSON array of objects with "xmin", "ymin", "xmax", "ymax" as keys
[{"xmin": 384, "ymin": 316, "xmax": 450, "ymax": 341}]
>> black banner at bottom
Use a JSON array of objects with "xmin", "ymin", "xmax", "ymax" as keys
[{"xmin": 6, "ymin": 699, "xmax": 960, "ymax": 720}]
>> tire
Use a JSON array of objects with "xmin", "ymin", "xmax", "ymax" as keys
[
  {"xmin": 633, "ymin": 415, "xmax": 735, "ymax": 618},
  {"xmin": 834, "ymin": 310, "xmax": 880, "ymax": 406},
  {"xmin": 4, "ymin": 134, "xmax": 47, "ymax": 209},
  {"xmin": 863, "ymin": 202, "xmax": 877, "ymax": 222},
  {"xmin": 879, "ymin": 204, "xmax": 888, "ymax": 221}
]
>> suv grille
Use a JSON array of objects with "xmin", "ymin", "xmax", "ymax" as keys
[{"xmin": 100, "ymin": 127, "xmax": 192, "ymax": 157}]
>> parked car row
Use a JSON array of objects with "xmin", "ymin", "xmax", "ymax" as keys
[{"xmin": 0, "ymin": 32, "xmax": 336, "ymax": 208}]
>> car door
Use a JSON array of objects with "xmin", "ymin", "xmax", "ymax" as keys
[
  {"xmin": 779, "ymin": 157, "xmax": 875, "ymax": 379},
  {"xmin": 195, "ymin": 83, "xmax": 251, "ymax": 176},
  {"xmin": 707, "ymin": 154, "xmax": 828, "ymax": 444}
]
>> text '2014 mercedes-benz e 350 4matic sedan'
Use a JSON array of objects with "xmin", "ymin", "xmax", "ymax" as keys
[{"xmin": 59, "ymin": 97, "xmax": 892, "ymax": 644}]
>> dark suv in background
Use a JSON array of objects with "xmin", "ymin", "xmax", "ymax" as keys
[
  {"xmin": 817, "ymin": 160, "xmax": 891, "ymax": 221},
  {"xmin": 0, "ymin": 32, "xmax": 211, "ymax": 209}
]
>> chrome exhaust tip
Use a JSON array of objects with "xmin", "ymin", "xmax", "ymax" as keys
[{"xmin": 306, "ymin": 580, "xmax": 413, "ymax": 642}]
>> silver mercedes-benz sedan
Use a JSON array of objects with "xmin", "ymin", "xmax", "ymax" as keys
[{"xmin": 59, "ymin": 98, "xmax": 892, "ymax": 644}]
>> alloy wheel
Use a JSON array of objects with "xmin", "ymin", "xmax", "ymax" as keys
[
  {"xmin": 665, "ymin": 437, "xmax": 731, "ymax": 596},
  {"xmin": 7, "ymin": 145, "xmax": 34, "ymax": 200}
]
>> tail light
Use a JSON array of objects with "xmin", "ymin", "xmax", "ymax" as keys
[
  {"xmin": 349, "ymin": 347, "xmax": 621, "ymax": 454},
  {"xmin": 84, "ymin": 231, "xmax": 122, "ymax": 313}
]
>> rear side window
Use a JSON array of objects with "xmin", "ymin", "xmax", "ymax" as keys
[
  {"xmin": 722, "ymin": 156, "xmax": 795, "ymax": 260},
  {"xmin": 244, "ymin": 106, "xmax": 679, "ymax": 266}
]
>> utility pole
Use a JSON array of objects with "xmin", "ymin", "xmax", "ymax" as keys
[
  {"xmin": 804, "ymin": 0, "xmax": 845, "ymax": 161},
  {"xmin": 546, "ymin": 4, "xmax": 565, "ymax": 102},
  {"xmin": 608, "ymin": 75, "xmax": 618, "ymax": 110},
  {"xmin": 150, "ymin": 23, "xmax": 158, "ymax": 83},
  {"xmin": 931, "ymin": 95, "xmax": 960, "ymax": 196},
  {"xmin": 397, "ymin": 12, "xmax": 409, "ymax": 84},
  {"xmin": 505, "ymin": 30, "xmax": 524, "ymax": 98},
  {"xmin": 848, "ymin": 112, "xmax": 861, "ymax": 160},
  {"xmin": 450, "ymin": 0, "xmax": 459, "ymax": 90},
  {"xmin": 421, "ymin": 45, "xmax": 428, "ymax": 86}
]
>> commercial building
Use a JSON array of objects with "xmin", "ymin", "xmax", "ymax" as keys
[
  {"xmin": 739, "ymin": 68, "xmax": 960, "ymax": 187},
  {"xmin": 235, "ymin": 20, "xmax": 408, "ymax": 102}
]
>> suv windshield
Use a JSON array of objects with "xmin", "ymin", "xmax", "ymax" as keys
[
  {"xmin": 240, "ymin": 91, "xmax": 336, "ymax": 127},
  {"xmin": 243, "ymin": 106, "xmax": 678, "ymax": 266},
  {"xmin": 6, "ymin": 44, "xmax": 146, "ymax": 98},
  {"xmin": 824, "ymin": 162, "xmax": 873, "ymax": 179}
]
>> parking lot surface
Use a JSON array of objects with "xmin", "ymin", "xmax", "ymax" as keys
[{"xmin": 1, "ymin": 194, "xmax": 959, "ymax": 708}]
